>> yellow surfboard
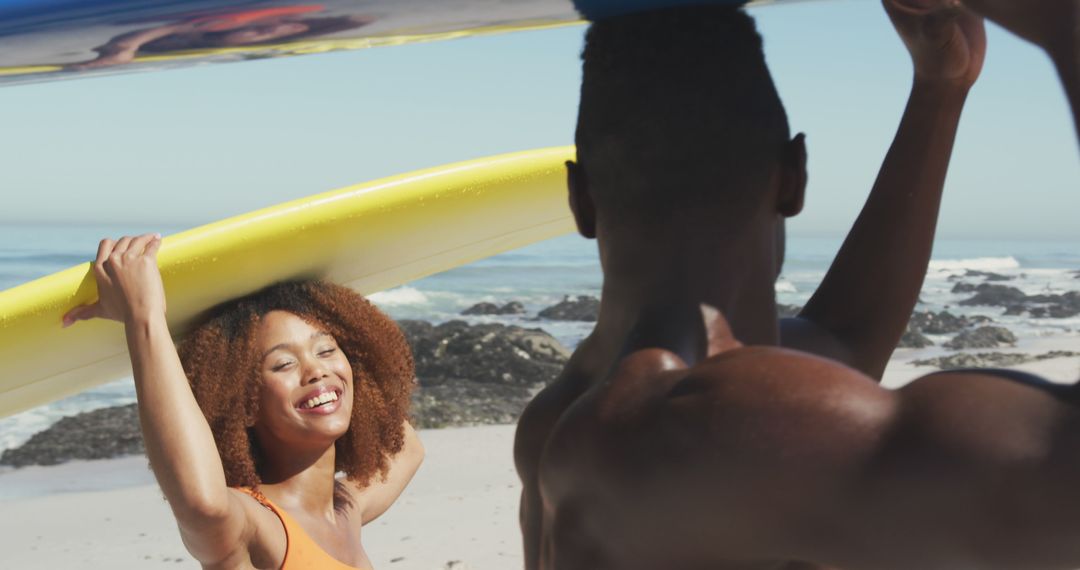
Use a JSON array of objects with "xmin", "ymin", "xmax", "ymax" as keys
[{"xmin": 0, "ymin": 146, "xmax": 576, "ymax": 418}]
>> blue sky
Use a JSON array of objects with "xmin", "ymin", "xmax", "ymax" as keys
[{"xmin": 0, "ymin": 0, "xmax": 1076, "ymax": 239}]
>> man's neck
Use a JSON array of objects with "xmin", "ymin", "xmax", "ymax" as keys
[{"xmin": 593, "ymin": 233, "xmax": 780, "ymax": 367}]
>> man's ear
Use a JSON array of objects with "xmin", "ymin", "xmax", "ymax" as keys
[
  {"xmin": 567, "ymin": 160, "xmax": 597, "ymax": 239},
  {"xmin": 777, "ymin": 133, "xmax": 807, "ymax": 218}
]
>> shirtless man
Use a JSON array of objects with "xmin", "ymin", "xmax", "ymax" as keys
[{"xmin": 515, "ymin": 0, "xmax": 1080, "ymax": 567}]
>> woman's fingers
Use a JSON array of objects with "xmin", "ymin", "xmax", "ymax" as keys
[
  {"xmin": 66, "ymin": 234, "xmax": 164, "ymax": 328},
  {"xmin": 143, "ymin": 234, "xmax": 163, "ymax": 258},
  {"xmin": 62, "ymin": 302, "xmax": 101, "ymax": 328},
  {"xmin": 111, "ymin": 235, "xmax": 134, "ymax": 259},
  {"xmin": 128, "ymin": 233, "xmax": 158, "ymax": 258},
  {"xmin": 95, "ymin": 238, "xmax": 115, "ymax": 266}
]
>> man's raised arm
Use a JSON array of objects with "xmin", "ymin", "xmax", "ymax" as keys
[
  {"xmin": 784, "ymin": 0, "xmax": 985, "ymax": 379},
  {"xmin": 962, "ymin": 0, "xmax": 1080, "ymax": 141}
]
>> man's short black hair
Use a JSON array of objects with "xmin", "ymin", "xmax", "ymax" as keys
[{"xmin": 577, "ymin": 6, "xmax": 790, "ymax": 217}]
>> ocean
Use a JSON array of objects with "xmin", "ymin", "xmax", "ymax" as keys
[{"xmin": 2, "ymin": 222, "xmax": 1080, "ymax": 454}]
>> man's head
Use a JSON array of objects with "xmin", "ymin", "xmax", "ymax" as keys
[{"xmin": 571, "ymin": 6, "xmax": 806, "ymax": 241}]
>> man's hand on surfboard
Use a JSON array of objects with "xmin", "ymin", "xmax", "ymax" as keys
[
  {"xmin": 62, "ymin": 234, "xmax": 166, "ymax": 327},
  {"xmin": 885, "ymin": 0, "xmax": 987, "ymax": 89}
]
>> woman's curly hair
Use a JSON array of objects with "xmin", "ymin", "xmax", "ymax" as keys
[{"xmin": 176, "ymin": 281, "xmax": 414, "ymax": 494}]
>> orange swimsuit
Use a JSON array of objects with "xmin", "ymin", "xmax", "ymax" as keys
[{"xmin": 236, "ymin": 487, "xmax": 369, "ymax": 570}]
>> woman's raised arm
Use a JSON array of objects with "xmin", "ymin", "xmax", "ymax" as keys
[{"xmin": 64, "ymin": 234, "xmax": 269, "ymax": 566}]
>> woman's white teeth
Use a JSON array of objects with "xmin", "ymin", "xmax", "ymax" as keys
[{"xmin": 302, "ymin": 391, "xmax": 339, "ymax": 409}]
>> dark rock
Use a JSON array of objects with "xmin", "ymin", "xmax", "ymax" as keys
[
  {"xmin": 410, "ymin": 383, "xmax": 535, "ymax": 429},
  {"xmin": 401, "ymin": 320, "xmax": 569, "ymax": 387},
  {"xmin": 912, "ymin": 351, "xmax": 1080, "ymax": 370},
  {"xmin": 1026, "ymin": 291, "xmax": 1080, "ymax": 319},
  {"xmin": 777, "ymin": 304, "xmax": 802, "ymax": 319},
  {"xmin": 400, "ymin": 319, "xmax": 570, "ymax": 428},
  {"xmin": 958, "ymin": 284, "xmax": 1028, "ymax": 308},
  {"xmin": 951, "ymin": 282, "xmax": 977, "ymax": 294},
  {"xmin": 0, "ymin": 404, "xmax": 143, "ymax": 467},
  {"xmin": 898, "ymin": 325, "xmax": 934, "ymax": 349},
  {"xmin": 909, "ymin": 311, "xmax": 970, "ymax": 335},
  {"xmin": 943, "ymin": 326, "xmax": 1018, "ymax": 350},
  {"xmin": 460, "ymin": 301, "xmax": 527, "ymax": 316},
  {"xmin": 538, "ymin": 295, "xmax": 600, "ymax": 322},
  {"xmin": 1004, "ymin": 305, "xmax": 1027, "ymax": 316},
  {"xmin": 1049, "ymin": 305, "xmax": 1080, "ymax": 318}
]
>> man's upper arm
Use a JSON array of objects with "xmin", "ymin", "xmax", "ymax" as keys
[{"xmin": 778, "ymin": 317, "xmax": 860, "ymax": 373}]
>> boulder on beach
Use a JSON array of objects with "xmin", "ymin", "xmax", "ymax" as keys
[
  {"xmin": 0, "ymin": 404, "xmax": 144, "ymax": 467},
  {"xmin": 951, "ymin": 282, "xmax": 977, "ymax": 294},
  {"xmin": 398, "ymin": 319, "xmax": 570, "ymax": 428},
  {"xmin": 909, "ymin": 310, "xmax": 973, "ymax": 335},
  {"xmin": 958, "ymin": 284, "xmax": 1028, "ymax": 308},
  {"xmin": 460, "ymin": 301, "xmax": 527, "ymax": 316},
  {"xmin": 537, "ymin": 295, "xmax": 600, "ymax": 322},
  {"xmin": 1025, "ymin": 291, "xmax": 1080, "ymax": 319},
  {"xmin": 943, "ymin": 326, "xmax": 1018, "ymax": 350},
  {"xmin": 400, "ymin": 319, "xmax": 569, "ymax": 388},
  {"xmin": 898, "ymin": 325, "xmax": 934, "ymax": 349}
]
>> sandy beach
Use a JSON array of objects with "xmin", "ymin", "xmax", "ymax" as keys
[{"xmin": 1, "ymin": 337, "xmax": 1078, "ymax": 570}]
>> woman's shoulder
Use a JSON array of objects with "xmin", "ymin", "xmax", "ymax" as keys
[{"xmin": 225, "ymin": 487, "xmax": 289, "ymax": 568}]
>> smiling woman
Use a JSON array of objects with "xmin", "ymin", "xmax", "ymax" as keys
[{"xmin": 63, "ymin": 235, "xmax": 424, "ymax": 570}]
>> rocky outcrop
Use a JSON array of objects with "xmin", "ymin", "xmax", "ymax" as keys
[
  {"xmin": 943, "ymin": 326, "xmax": 1018, "ymax": 350},
  {"xmin": 1024, "ymin": 291, "xmax": 1080, "ymax": 319},
  {"xmin": 898, "ymin": 325, "xmax": 934, "ymax": 348},
  {"xmin": 0, "ymin": 404, "xmax": 143, "ymax": 467},
  {"xmin": 958, "ymin": 284, "xmax": 1029, "ymax": 308},
  {"xmin": 909, "ymin": 310, "xmax": 975, "ymax": 335},
  {"xmin": 538, "ymin": 295, "xmax": 600, "ymax": 322},
  {"xmin": 395, "ymin": 320, "xmax": 570, "ymax": 429},
  {"xmin": 912, "ymin": 351, "xmax": 1079, "ymax": 370},
  {"xmin": 460, "ymin": 301, "xmax": 527, "ymax": 316},
  {"xmin": 951, "ymin": 282, "xmax": 977, "ymax": 294},
  {"xmin": 958, "ymin": 283, "xmax": 1080, "ymax": 319}
]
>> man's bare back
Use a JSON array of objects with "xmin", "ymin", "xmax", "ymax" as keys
[
  {"xmin": 521, "ymin": 333, "xmax": 849, "ymax": 570},
  {"xmin": 530, "ymin": 308, "xmax": 1080, "ymax": 569},
  {"xmin": 515, "ymin": 0, "xmax": 1080, "ymax": 568}
]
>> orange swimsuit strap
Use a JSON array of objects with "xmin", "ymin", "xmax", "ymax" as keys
[{"xmin": 234, "ymin": 487, "xmax": 367, "ymax": 570}]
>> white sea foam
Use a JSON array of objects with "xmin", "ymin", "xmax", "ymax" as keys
[
  {"xmin": 368, "ymin": 286, "xmax": 429, "ymax": 307},
  {"xmin": 927, "ymin": 256, "xmax": 1021, "ymax": 273},
  {"xmin": 775, "ymin": 280, "xmax": 797, "ymax": 294}
]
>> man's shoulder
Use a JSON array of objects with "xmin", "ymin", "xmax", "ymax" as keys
[
  {"xmin": 598, "ymin": 346, "xmax": 899, "ymax": 470},
  {"xmin": 514, "ymin": 342, "xmax": 607, "ymax": 476}
]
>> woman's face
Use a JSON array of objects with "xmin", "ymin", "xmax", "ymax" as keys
[
  {"xmin": 253, "ymin": 311, "xmax": 353, "ymax": 448},
  {"xmin": 221, "ymin": 22, "xmax": 310, "ymax": 45}
]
